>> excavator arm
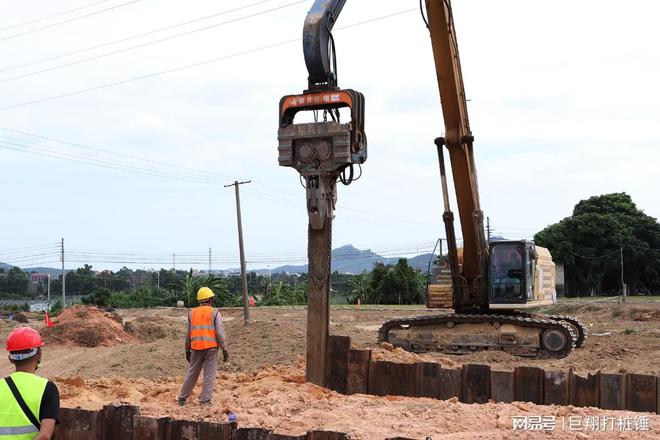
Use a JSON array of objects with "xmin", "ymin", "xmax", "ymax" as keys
[
  {"xmin": 303, "ymin": 0, "xmax": 346, "ymax": 90},
  {"xmin": 425, "ymin": 0, "xmax": 489, "ymax": 311}
]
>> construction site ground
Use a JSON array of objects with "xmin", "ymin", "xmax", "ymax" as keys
[{"xmin": 0, "ymin": 298, "xmax": 658, "ymax": 438}]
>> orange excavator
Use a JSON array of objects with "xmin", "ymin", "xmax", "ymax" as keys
[{"xmin": 278, "ymin": 1, "xmax": 587, "ymax": 381}]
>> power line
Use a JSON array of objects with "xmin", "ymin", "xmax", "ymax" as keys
[
  {"xmin": 0, "ymin": 37, "xmax": 296, "ymax": 111},
  {"xmin": 0, "ymin": 0, "xmax": 143, "ymax": 43},
  {"xmin": 0, "ymin": 137, "xmax": 439, "ymax": 230},
  {"xmin": 0, "ymin": 0, "xmax": 310, "ymax": 84},
  {"xmin": 624, "ymin": 243, "xmax": 660, "ymax": 254},
  {"xmin": 0, "ymin": 8, "xmax": 416, "ymax": 111},
  {"xmin": 0, "ymin": 243, "xmax": 60, "ymax": 254},
  {"xmin": 0, "ymin": 0, "xmax": 277, "ymax": 74},
  {"xmin": 0, "ymin": 0, "xmax": 114, "ymax": 33},
  {"xmin": 569, "ymin": 249, "xmax": 620, "ymax": 260},
  {"xmin": 0, "ymin": 130, "xmax": 439, "ymax": 230},
  {"xmin": 0, "ymin": 126, "xmax": 238, "ymax": 180},
  {"xmin": 0, "ymin": 139, "xmax": 228, "ymax": 185}
]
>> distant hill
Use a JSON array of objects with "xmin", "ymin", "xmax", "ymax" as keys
[
  {"xmin": 23, "ymin": 267, "xmax": 63, "ymax": 276},
  {"xmin": 270, "ymin": 244, "xmax": 435, "ymax": 274},
  {"xmin": 3, "ymin": 244, "xmax": 437, "ymax": 276},
  {"xmin": 0, "ymin": 262, "xmax": 63, "ymax": 275}
]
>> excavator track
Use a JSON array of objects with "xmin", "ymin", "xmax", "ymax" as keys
[
  {"xmin": 541, "ymin": 314, "xmax": 589, "ymax": 348},
  {"xmin": 378, "ymin": 313, "xmax": 578, "ymax": 359}
]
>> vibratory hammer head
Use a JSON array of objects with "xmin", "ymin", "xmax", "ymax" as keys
[{"xmin": 277, "ymin": 88, "xmax": 367, "ymax": 230}]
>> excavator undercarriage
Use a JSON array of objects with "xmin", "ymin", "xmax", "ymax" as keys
[{"xmin": 379, "ymin": 312, "xmax": 589, "ymax": 359}]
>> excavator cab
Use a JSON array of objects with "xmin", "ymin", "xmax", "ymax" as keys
[{"xmin": 489, "ymin": 240, "xmax": 556, "ymax": 309}]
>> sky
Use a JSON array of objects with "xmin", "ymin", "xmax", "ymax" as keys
[{"xmin": 0, "ymin": 0, "xmax": 658, "ymax": 271}]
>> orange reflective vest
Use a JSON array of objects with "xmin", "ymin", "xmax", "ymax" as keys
[{"xmin": 190, "ymin": 306, "xmax": 218, "ymax": 350}]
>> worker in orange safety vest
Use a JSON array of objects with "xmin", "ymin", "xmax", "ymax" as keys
[{"xmin": 177, "ymin": 287, "xmax": 229, "ymax": 406}]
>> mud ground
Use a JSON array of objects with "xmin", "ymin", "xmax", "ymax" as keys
[{"xmin": 0, "ymin": 299, "xmax": 658, "ymax": 439}]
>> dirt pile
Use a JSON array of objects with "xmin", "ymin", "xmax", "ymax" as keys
[
  {"xmin": 123, "ymin": 315, "xmax": 184, "ymax": 342},
  {"xmin": 372, "ymin": 342, "xmax": 459, "ymax": 368},
  {"xmin": 55, "ymin": 360, "xmax": 659, "ymax": 439},
  {"xmin": 42, "ymin": 305, "xmax": 136, "ymax": 347},
  {"xmin": 629, "ymin": 307, "xmax": 660, "ymax": 322},
  {"xmin": 12, "ymin": 312, "xmax": 29, "ymax": 323}
]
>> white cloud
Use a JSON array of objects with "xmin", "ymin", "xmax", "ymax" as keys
[{"xmin": 0, "ymin": 0, "xmax": 658, "ymax": 269}]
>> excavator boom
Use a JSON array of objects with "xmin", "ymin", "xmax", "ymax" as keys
[{"xmin": 426, "ymin": 0, "xmax": 489, "ymax": 312}]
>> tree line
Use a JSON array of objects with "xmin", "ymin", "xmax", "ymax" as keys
[
  {"xmin": 1, "ymin": 258, "xmax": 428, "ymax": 308},
  {"xmin": 535, "ymin": 193, "xmax": 660, "ymax": 296}
]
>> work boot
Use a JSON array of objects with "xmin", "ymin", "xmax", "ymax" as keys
[
  {"xmin": 199, "ymin": 401, "xmax": 212, "ymax": 407},
  {"xmin": 177, "ymin": 398, "xmax": 186, "ymax": 406}
]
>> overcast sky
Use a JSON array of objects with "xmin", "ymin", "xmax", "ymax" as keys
[{"xmin": 0, "ymin": 0, "xmax": 658, "ymax": 271}]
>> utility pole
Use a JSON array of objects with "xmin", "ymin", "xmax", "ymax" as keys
[
  {"xmin": 156, "ymin": 271, "xmax": 160, "ymax": 289},
  {"xmin": 620, "ymin": 244, "xmax": 626, "ymax": 302},
  {"xmin": 208, "ymin": 247, "xmax": 212, "ymax": 275},
  {"xmin": 225, "ymin": 180, "xmax": 252, "ymax": 324},
  {"xmin": 60, "ymin": 238, "xmax": 66, "ymax": 308},
  {"xmin": 47, "ymin": 274, "xmax": 51, "ymax": 310}
]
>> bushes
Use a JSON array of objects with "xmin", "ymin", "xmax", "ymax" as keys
[
  {"xmin": 107, "ymin": 288, "xmax": 178, "ymax": 308},
  {"xmin": 81, "ymin": 287, "xmax": 111, "ymax": 307},
  {"xmin": 0, "ymin": 302, "xmax": 30, "ymax": 313},
  {"xmin": 259, "ymin": 282, "xmax": 307, "ymax": 306},
  {"xmin": 345, "ymin": 260, "xmax": 426, "ymax": 305}
]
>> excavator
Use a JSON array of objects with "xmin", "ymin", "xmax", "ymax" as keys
[{"xmin": 278, "ymin": 0, "xmax": 588, "ymax": 370}]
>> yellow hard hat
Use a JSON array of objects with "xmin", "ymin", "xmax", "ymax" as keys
[{"xmin": 197, "ymin": 287, "xmax": 215, "ymax": 301}]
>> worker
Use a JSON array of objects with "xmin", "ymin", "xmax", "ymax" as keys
[
  {"xmin": 1, "ymin": 327, "xmax": 60, "ymax": 440},
  {"xmin": 177, "ymin": 287, "xmax": 229, "ymax": 406}
]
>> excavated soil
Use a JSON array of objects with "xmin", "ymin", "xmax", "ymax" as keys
[
  {"xmin": 55, "ymin": 360, "xmax": 659, "ymax": 439},
  {"xmin": 0, "ymin": 301, "xmax": 658, "ymax": 438},
  {"xmin": 41, "ymin": 305, "xmax": 136, "ymax": 347},
  {"xmin": 1, "ymin": 301, "xmax": 658, "ymax": 377}
]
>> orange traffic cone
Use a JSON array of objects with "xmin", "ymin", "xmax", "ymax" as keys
[{"xmin": 45, "ymin": 312, "xmax": 54, "ymax": 328}]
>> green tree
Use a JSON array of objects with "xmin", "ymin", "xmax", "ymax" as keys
[
  {"xmin": 345, "ymin": 272, "xmax": 371, "ymax": 304},
  {"xmin": 66, "ymin": 264, "xmax": 99, "ymax": 295},
  {"xmin": 535, "ymin": 193, "xmax": 660, "ymax": 295},
  {"xmin": 180, "ymin": 273, "xmax": 236, "ymax": 307},
  {"xmin": 108, "ymin": 267, "xmax": 131, "ymax": 291},
  {"xmin": 82, "ymin": 287, "xmax": 111, "ymax": 307},
  {"xmin": 2, "ymin": 267, "xmax": 29, "ymax": 296},
  {"xmin": 365, "ymin": 259, "xmax": 426, "ymax": 305},
  {"xmin": 259, "ymin": 281, "xmax": 307, "ymax": 306}
]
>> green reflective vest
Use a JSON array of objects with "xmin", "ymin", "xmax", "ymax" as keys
[{"xmin": 0, "ymin": 372, "xmax": 47, "ymax": 439}]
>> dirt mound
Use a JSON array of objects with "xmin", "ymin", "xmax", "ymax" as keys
[
  {"xmin": 372, "ymin": 343, "xmax": 459, "ymax": 368},
  {"xmin": 12, "ymin": 312, "xmax": 29, "ymax": 323},
  {"xmin": 123, "ymin": 316, "xmax": 184, "ymax": 342},
  {"xmin": 629, "ymin": 307, "xmax": 660, "ymax": 321},
  {"xmin": 371, "ymin": 342, "xmax": 424, "ymax": 364},
  {"xmin": 42, "ymin": 306, "xmax": 136, "ymax": 347}
]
